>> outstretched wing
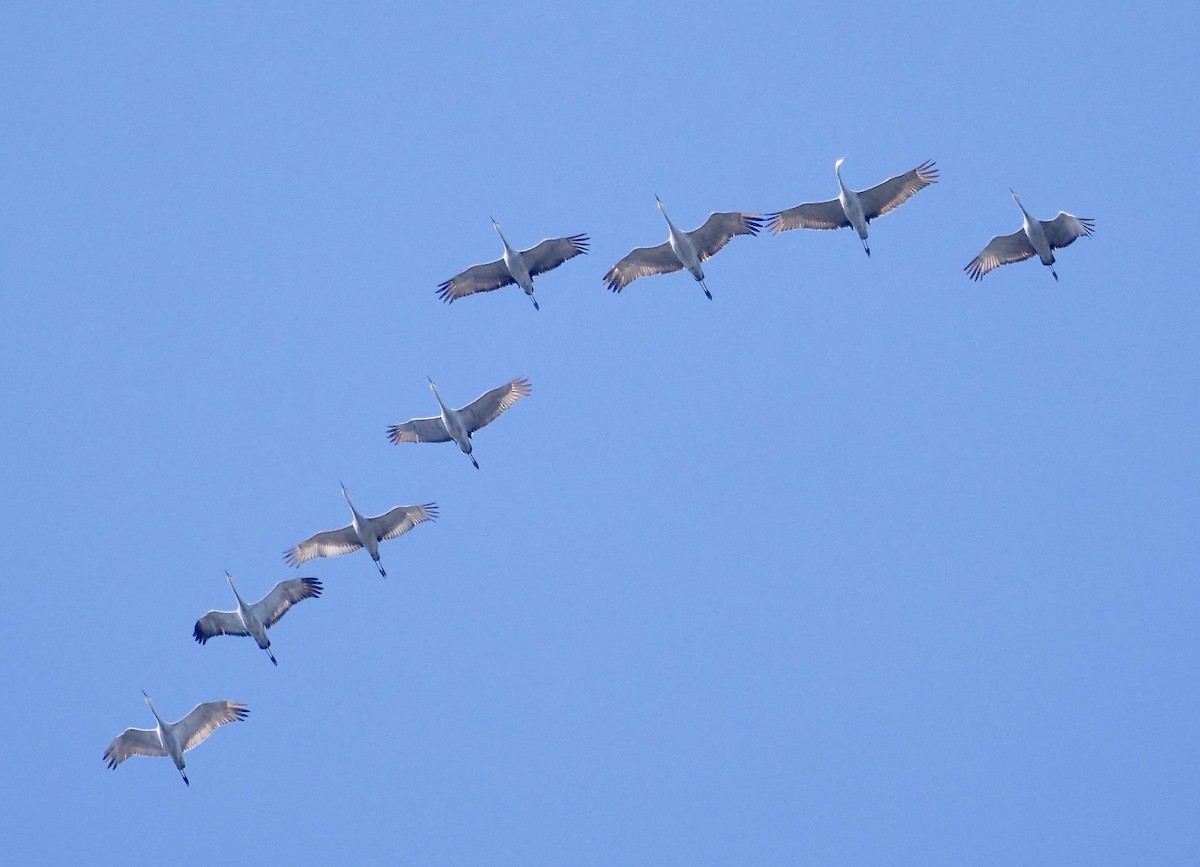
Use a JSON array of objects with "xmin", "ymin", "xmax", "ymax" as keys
[
  {"xmin": 458, "ymin": 377, "xmax": 532, "ymax": 433},
  {"xmin": 436, "ymin": 259, "xmax": 513, "ymax": 303},
  {"xmin": 857, "ymin": 160, "xmax": 939, "ymax": 221},
  {"xmin": 964, "ymin": 229, "xmax": 1036, "ymax": 281},
  {"xmin": 765, "ymin": 198, "xmax": 849, "ymax": 234},
  {"xmin": 603, "ymin": 243, "xmax": 682, "ymax": 292},
  {"xmin": 250, "ymin": 577, "xmax": 323, "ymax": 629},
  {"xmin": 103, "ymin": 727, "xmax": 166, "ymax": 768},
  {"xmin": 686, "ymin": 212, "xmax": 762, "ymax": 263},
  {"xmin": 1042, "ymin": 212, "xmax": 1095, "ymax": 250},
  {"xmin": 193, "ymin": 610, "xmax": 248, "ymax": 644},
  {"xmin": 284, "ymin": 525, "xmax": 361, "ymax": 567},
  {"xmin": 387, "ymin": 415, "xmax": 451, "ymax": 445},
  {"xmin": 177, "ymin": 701, "xmax": 250, "ymax": 753},
  {"xmin": 371, "ymin": 503, "xmax": 439, "ymax": 542},
  {"xmin": 522, "ymin": 234, "xmax": 589, "ymax": 277}
]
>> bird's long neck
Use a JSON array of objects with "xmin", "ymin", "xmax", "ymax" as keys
[
  {"xmin": 431, "ymin": 383, "xmax": 450, "ymax": 414},
  {"xmin": 342, "ymin": 488, "xmax": 364, "ymax": 522},
  {"xmin": 226, "ymin": 574, "xmax": 246, "ymax": 606},
  {"xmin": 493, "ymin": 222, "xmax": 515, "ymax": 254},
  {"xmin": 835, "ymin": 162, "xmax": 851, "ymax": 196},
  {"xmin": 658, "ymin": 204, "xmax": 679, "ymax": 237}
]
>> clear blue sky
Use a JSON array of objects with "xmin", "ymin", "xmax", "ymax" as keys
[{"xmin": 2, "ymin": 3, "xmax": 1198, "ymax": 864}]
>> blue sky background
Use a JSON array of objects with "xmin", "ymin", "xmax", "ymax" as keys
[{"xmin": 2, "ymin": 2, "xmax": 1198, "ymax": 864}]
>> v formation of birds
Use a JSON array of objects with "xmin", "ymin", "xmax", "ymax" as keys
[{"xmin": 104, "ymin": 158, "xmax": 1094, "ymax": 785}]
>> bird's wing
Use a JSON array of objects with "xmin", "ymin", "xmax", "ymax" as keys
[
  {"xmin": 178, "ymin": 701, "xmax": 250, "ymax": 753},
  {"xmin": 103, "ymin": 727, "xmax": 166, "ymax": 768},
  {"xmin": 284, "ymin": 525, "xmax": 361, "ymax": 566},
  {"xmin": 386, "ymin": 415, "xmax": 451, "ymax": 445},
  {"xmin": 459, "ymin": 377, "xmax": 532, "ymax": 433},
  {"xmin": 857, "ymin": 160, "xmax": 939, "ymax": 221},
  {"xmin": 436, "ymin": 259, "xmax": 514, "ymax": 303},
  {"xmin": 250, "ymin": 577, "xmax": 323, "ymax": 628},
  {"xmin": 687, "ymin": 212, "xmax": 763, "ymax": 262},
  {"xmin": 521, "ymin": 234, "xmax": 589, "ymax": 277},
  {"xmin": 1041, "ymin": 212, "xmax": 1095, "ymax": 250},
  {"xmin": 603, "ymin": 243, "xmax": 682, "ymax": 292},
  {"xmin": 964, "ymin": 229, "xmax": 1036, "ymax": 280},
  {"xmin": 193, "ymin": 610, "xmax": 248, "ymax": 644},
  {"xmin": 372, "ymin": 503, "xmax": 439, "ymax": 542},
  {"xmin": 765, "ymin": 198, "xmax": 849, "ymax": 234}
]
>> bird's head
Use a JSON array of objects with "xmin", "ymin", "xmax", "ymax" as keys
[
  {"xmin": 225, "ymin": 570, "xmax": 236, "ymax": 586},
  {"xmin": 655, "ymin": 194, "xmax": 664, "ymax": 209},
  {"xmin": 1009, "ymin": 189, "xmax": 1021, "ymax": 202},
  {"xmin": 340, "ymin": 482, "xmax": 350, "ymax": 499},
  {"xmin": 490, "ymin": 217, "xmax": 502, "ymax": 234},
  {"xmin": 835, "ymin": 156, "xmax": 847, "ymax": 172}
]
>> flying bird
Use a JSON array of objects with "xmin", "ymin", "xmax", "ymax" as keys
[
  {"xmin": 603, "ymin": 197, "xmax": 762, "ymax": 298},
  {"xmin": 437, "ymin": 220, "xmax": 589, "ymax": 310},
  {"xmin": 193, "ymin": 573, "xmax": 323, "ymax": 665},
  {"xmin": 965, "ymin": 191, "xmax": 1094, "ymax": 281},
  {"xmin": 103, "ymin": 692, "xmax": 249, "ymax": 786},
  {"xmin": 766, "ymin": 158, "xmax": 939, "ymax": 256},
  {"xmin": 284, "ymin": 484, "xmax": 437, "ymax": 578},
  {"xmin": 387, "ymin": 376, "xmax": 531, "ymax": 469}
]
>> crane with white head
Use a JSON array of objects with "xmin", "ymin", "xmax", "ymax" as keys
[{"xmin": 766, "ymin": 158, "xmax": 939, "ymax": 256}]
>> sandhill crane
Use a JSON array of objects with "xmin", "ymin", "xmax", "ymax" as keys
[
  {"xmin": 193, "ymin": 573, "xmax": 323, "ymax": 665},
  {"xmin": 766, "ymin": 158, "xmax": 939, "ymax": 256},
  {"xmin": 437, "ymin": 220, "xmax": 589, "ymax": 310},
  {"xmin": 603, "ymin": 197, "xmax": 762, "ymax": 298},
  {"xmin": 103, "ymin": 692, "xmax": 249, "ymax": 786},
  {"xmin": 284, "ymin": 484, "xmax": 437, "ymax": 577},
  {"xmin": 965, "ymin": 191, "xmax": 1095, "ymax": 281},
  {"xmin": 387, "ymin": 376, "xmax": 531, "ymax": 469}
]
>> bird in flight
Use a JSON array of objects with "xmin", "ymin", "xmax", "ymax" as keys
[
  {"xmin": 193, "ymin": 573, "xmax": 323, "ymax": 665},
  {"xmin": 284, "ymin": 484, "xmax": 437, "ymax": 578},
  {"xmin": 437, "ymin": 220, "xmax": 588, "ymax": 310},
  {"xmin": 103, "ymin": 692, "xmax": 249, "ymax": 786},
  {"xmin": 387, "ymin": 376, "xmax": 531, "ymax": 469},
  {"xmin": 603, "ymin": 197, "xmax": 761, "ymax": 298},
  {"xmin": 965, "ymin": 191, "xmax": 1094, "ymax": 281},
  {"xmin": 766, "ymin": 158, "xmax": 939, "ymax": 257}
]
